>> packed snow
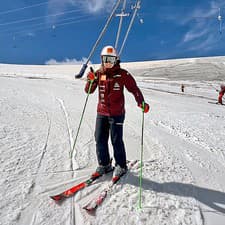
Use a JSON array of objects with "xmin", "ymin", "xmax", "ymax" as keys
[{"xmin": 0, "ymin": 56, "xmax": 225, "ymax": 225}]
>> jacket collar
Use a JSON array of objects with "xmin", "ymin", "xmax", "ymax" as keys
[{"xmin": 100, "ymin": 64, "xmax": 120, "ymax": 77}]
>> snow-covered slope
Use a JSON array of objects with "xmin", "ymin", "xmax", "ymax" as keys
[{"xmin": 0, "ymin": 56, "xmax": 225, "ymax": 225}]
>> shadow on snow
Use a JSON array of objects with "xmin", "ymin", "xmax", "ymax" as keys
[{"xmin": 128, "ymin": 173, "xmax": 225, "ymax": 214}]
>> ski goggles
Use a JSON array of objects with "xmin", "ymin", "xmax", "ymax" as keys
[{"xmin": 102, "ymin": 55, "xmax": 117, "ymax": 64}]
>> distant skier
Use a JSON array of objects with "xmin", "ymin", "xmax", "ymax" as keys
[
  {"xmin": 84, "ymin": 45, "xmax": 149, "ymax": 181},
  {"xmin": 181, "ymin": 84, "xmax": 184, "ymax": 93},
  {"xmin": 218, "ymin": 84, "xmax": 225, "ymax": 104}
]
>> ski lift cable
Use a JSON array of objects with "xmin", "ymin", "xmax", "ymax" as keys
[
  {"xmin": 0, "ymin": 1, "xmax": 49, "ymax": 15},
  {"xmin": 0, "ymin": 16, "xmax": 96, "ymax": 37},
  {"xmin": 1, "ymin": 15, "xmax": 88, "ymax": 34},
  {"xmin": 119, "ymin": 0, "xmax": 141, "ymax": 56},
  {"xmin": 10, "ymin": 18, "xmax": 94, "ymax": 38},
  {"xmin": 115, "ymin": 0, "xmax": 128, "ymax": 50},
  {"xmin": 139, "ymin": 11, "xmax": 223, "ymax": 19},
  {"xmin": 0, "ymin": 0, "xmax": 83, "ymax": 16},
  {"xmin": 34, "ymin": 17, "xmax": 94, "ymax": 33},
  {"xmin": 0, "ymin": 8, "xmax": 85, "ymax": 27},
  {"xmin": 0, "ymin": 14, "xmax": 90, "ymax": 36},
  {"xmin": 53, "ymin": 17, "xmax": 96, "ymax": 29}
]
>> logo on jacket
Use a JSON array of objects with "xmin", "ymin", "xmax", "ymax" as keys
[
  {"xmin": 113, "ymin": 82, "xmax": 120, "ymax": 91},
  {"xmin": 101, "ymin": 75, "xmax": 106, "ymax": 81}
]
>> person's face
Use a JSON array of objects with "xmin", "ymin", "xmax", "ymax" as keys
[{"xmin": 102, "ymin": 55, "xmax": 117, "ymax": 69}]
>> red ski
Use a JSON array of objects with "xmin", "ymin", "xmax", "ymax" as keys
[
  {"xmin": 50, "ymin": 174, "xmax": 102, "ymax": 201},
  {"xmin": 83, "ymin": 160, "xmax": 138, "ymax": 212}
]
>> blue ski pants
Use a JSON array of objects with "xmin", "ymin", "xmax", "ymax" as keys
[{"xmin": 94, "ymin": 114, "xmax": 127, "ymax": 169}]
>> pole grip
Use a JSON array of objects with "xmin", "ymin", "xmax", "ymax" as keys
[
  {"xmin": 90, "ymin": 67, "xmax": 94, "ymax": 73},
  {"xmin": 142, "ymin": 101, "xmax": 145, "ymax": 112}
]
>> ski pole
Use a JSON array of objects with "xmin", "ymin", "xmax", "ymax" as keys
[
  {"xmin": 70, "ymin": 67, "xmax": 95, "ymax": 158},
  {"xmin": 138, "ymin": 101, "xmax": 145, "ymax": 209}
]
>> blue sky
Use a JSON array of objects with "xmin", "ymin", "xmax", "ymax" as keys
[{"xmin": 0, "ymin": 0, "xmax": 225, "ymax": 65}]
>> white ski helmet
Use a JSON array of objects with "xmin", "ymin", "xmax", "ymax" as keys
[{"xmin": 101, "ymin": 45, "xmax": 118, "ymax": 57}]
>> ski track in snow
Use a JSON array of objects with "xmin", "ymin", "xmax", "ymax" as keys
[
  {"xmin": 55, "ymin": 97, "xmax": 77, "ymax": 225},
  {"xmin": 1, "ymin": 58, "xmax": 225, "ymax": 225},
  {"xmin": 56, "ymin": 98, "xmax": 73, "ymax": 152}
]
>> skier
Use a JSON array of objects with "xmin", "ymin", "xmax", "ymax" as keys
[
  {"xmin": 181, "ymin": 84, "xmax": 184, "ymax": 93},
  {"xmin": 85, "ymin": 45, "xmax": 149, "ymax": 180},
  {"xmin": 218, "ymin": 84, "xmax": 225, "ymax": 104}
]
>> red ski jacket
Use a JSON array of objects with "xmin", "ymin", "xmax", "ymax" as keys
[
  {"xmin": 85, "ymin": 64, "xmax": 144, "ymax": 116},
  {"xmin": 219, "ymin": 87, "xmax": 225, "ymax": 95}
]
